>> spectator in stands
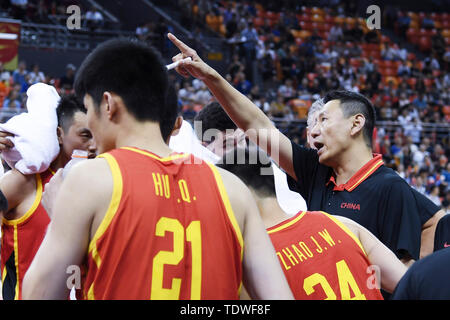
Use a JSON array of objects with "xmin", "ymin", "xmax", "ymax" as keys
[
  {"xmin": 227, "ymin": 53, "xmax": 245, "ymax": 80},
  {"xmin": 413, "ymin": 144, "xmax": 429, "ymax": 169},
  {"xmin": 28, "ymin": 64, "xmax": 45, "ymax": 85},
  {"xmin": 135, "ymin": 22, "xmax": 151, "ymax": 41},
  {"xmin": 240, "ymin": 21, "xmax": 259, "ymax": 76},
  {"xmin": 85, "ymin": 6, "xmax": 104, "ymax": 31},
  {"xmin": 328, "ymin": 23, "xmax": 343, "ymax": 42},
  {"xmin": 362, "ymin": 57, "xmax": 375, "ymax": 73},
  {"xmin": 0, "ymin": 62, "xmax": 11, "ymax": 83},
  {"xmin": 2, "ymin": 88, "xmax": 22, "ymax": 110},
  {"xmin": 427, "ymin": 184, "xmax": 442, "ymax": 206},
  {"xmin": 397, "ymin": 61, "xmax": 411, "ymax": 77},
  {"xmin": 278, "ymin": 78, "xmax": 296, "ymax": 100},
  {"xmin": 178, "ymin": 80, "xmax": 195, "ymax": 106},
  {"xmin": 382, "ymin": 43, "xmax": 399, "ymax": 61},
  {"xmin": 192, "ymin": 80, "xmax": 212, "ymax": 106},
  {"xmin": 398, "ymin": 93, "xmax": 411, "ymax": 108},
  {"xmin": 0, "ymin": 77, "xmax": 10, "ymax": 107},
  {"xmin": 412, "ymin": 92, "xmax": 428, "ymax": 110},
  {"xmin": 397, "ymin": 13, "xmax": 411, "ymax": 38},
  {"xmin": 432, "ymin": 28, "xmax": 446, "ymax": 58},
  {"xmin": 404, "ymin": 117, "xmax": 423, "ymax": 145},
  {"xmin": 12, "ymin": 61, "xmax": 27, "ymax": 89},
  {"xmin": 233, "ymin": 71, "xmax": 252, "ymax": 95},
  {"xmin": 269, "ymin": 94, "xmax": 287, "ymax": 118},
  {"xmin": 59, "ymin": 63, "xmax": 76, "ymax": 92},
  {"xmin": 421, "ymin": 16, "xmax": 434, "ymax": 29}
]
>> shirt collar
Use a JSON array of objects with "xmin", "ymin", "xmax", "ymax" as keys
[{"xmin": 326, "ymin": 154, "xmax": 384, "ymax": 192}]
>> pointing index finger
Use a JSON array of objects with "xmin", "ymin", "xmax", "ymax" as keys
[{"xmin": 167, "ymin": 33, "xmax": 193, "ymax": 55}]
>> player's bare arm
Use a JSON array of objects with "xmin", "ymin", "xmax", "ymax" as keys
[
  {"xmin": 216, "ymin": 166, "xmax": 294, "ymax": 300},
  {"xmin": 22, "ymin": 158, "xmax": 113, "ymax": 299},
  {"xmin": 335, "ymin": 215, "xmax": 407, "ymax": 293},
  {"xmin": 420, "ymin": 209, "xmax": 446, "ymax": 258},
  {"xmin": 0, "ymin": 168, "xmax": 37, "ymax": 219},
  {"xmin": 168, "ymin": 33, "xmax": 296, "ymax": 180}
]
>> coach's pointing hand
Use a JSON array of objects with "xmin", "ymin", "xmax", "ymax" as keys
[{"xmin": 167, "ymin": 33, "xmax": 216, "ymax": 81}]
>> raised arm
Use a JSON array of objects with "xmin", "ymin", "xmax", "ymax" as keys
[
  {"xmin": 217, "ymin": 166, "xmax": 294, "ymax": 299},
  {"xmin": 168, "ymin": 33, "xmax": 297, "ymax": 180},
  {"xmin": 335, "ymin": 215, "xmax": 407, "ymax": 293}
]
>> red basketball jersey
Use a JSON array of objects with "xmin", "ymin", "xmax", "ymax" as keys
[
  {"xmin": 267, "ymin": 211, "xmax": 383, "ymax": 300},
  {"xmin": 1, "ymin": 170, "xmax": 53, "ymax": 300},
  {"xmin": 79, "ymin": 147, "xmax": 243, "ymax": 300}
]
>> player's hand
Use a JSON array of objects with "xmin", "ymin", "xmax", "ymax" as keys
[
  {"xmin": 167, "ymin": 33, "xmax": 214, "ymax": 81},
  {"xmin": 0, "ymin": 131, "xmax": 14, "ymax": 151},
  {"xmin": 41, "ymin": 168, "xmax": 63, "ymax": 219}
]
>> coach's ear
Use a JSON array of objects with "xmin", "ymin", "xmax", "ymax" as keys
[
  {"xmin": 350, "ymin": 113, "xmax": 366, "ymax": 137},
  {"xmin": 170, "ymin": 116, "xmax": 184, "ymax": 137}
]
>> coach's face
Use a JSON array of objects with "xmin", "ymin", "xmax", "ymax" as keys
[{"xmin": 308, "ymin": 100, "xmax": 353, "ymax": 166}]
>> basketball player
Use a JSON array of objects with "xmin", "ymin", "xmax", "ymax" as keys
[
  {"xmin": 22, "ymin": 39, "xmax": 293, "ymax": 300},
  {"xmin": 219, "ymin": 147, "xmax": 407, "ymax": 299},
  {"xmin": 0, "ymin": 94, "xmax": 96, "ymax": 300}
]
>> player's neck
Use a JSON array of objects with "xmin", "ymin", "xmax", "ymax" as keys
[
  {"xmin": 49, "ymin": 151, "xmax": 70, "ymax": 172},
  {"xmin": 256, "ymin": 197, "xmax": 290, "ymax": 229},
  {"xmin": 115, "ymin": 120, "xmax": 173, "ymax": 158},
  {"xmin": 333, "ymin": 144, "xmax": 373, "ymax": 185}
]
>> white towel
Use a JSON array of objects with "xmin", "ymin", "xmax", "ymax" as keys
[
  {"xmin": 169, "ymin": 120, "xmax": 220, "ymax": 164},
  {"xmin": 0, "ymin": 83, "xmax": 60, "ymax": 174},
  {"xmin": 272, "ymin": 162, "xmax": 307, "ymax": 215}
]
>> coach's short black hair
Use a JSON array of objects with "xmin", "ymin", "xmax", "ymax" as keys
[
  {"xmin": 323, "ymin": 90, "xmax": 376, "ymax": 148},
  {"xmin": 218, "ymin": 147, "xmax": 276, "ymax": 198},
  {"xmin": 194, "ymin": 101, "xmax": 237, "ymax": 141},
  {"xmin": 160, "ymin": 84, "xmax": 181, "ymax": 142},
  {"xmin": 74, "ymin": 38, "xmax": 169, "ymax": 124},
  {"xmin": 57, "ymin": 94, "xmax": 85, "ymax": 132},
  {"xmin": 0, "ymin": 189, "xmax": 8, "ymax": 212}
]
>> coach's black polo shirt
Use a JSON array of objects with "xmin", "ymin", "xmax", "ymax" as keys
[
  {"xmin": 392, "ymin": 248, "xmax": 450, "ymax": 300},
  {"xmin": 287, "ymin": 142, "xmax": 440, "ymax": 261},
  {"xmin": 434, "ymin": 214, "xmax": 450, "ymax": 252}
]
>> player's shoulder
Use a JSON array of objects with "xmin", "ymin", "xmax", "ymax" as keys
[
  {"xmin": 214, "ymin": 165, "xmax": 249, "ymax": 197},
  {"xmin": 64, "ymin": 158, "xmax": 114, "ymax": 191},
  {"xmin": 0, "ymin": 168, "xmax": 36, "ymax": 201},
  {"xmin": 213, "ymin": 165, "xmax": 252, "ymax": 222},
  {"xmin": 0, "ymin": 168, "xmax": 35, "ymax": 186}
]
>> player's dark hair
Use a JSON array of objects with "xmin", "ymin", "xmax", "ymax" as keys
[
  {"xmin": 74, "ymin": 38, "xmax": 169, "ymax": 124},
  {"xmin": 323, "ymin": 90, "xmax": 376, "ymax": 149},
  {"xmin": 0, "ymin": 189, "xmax": 8, "ymax": 212},
  {"xmin": 57, "ymin": 94, "xmax": 85, "ymax": 132},
  {"xmin": 160, "ymin": 84, "xmax": 181, "ymax": 142},
  {"xmin": 194, "ymin": 101, "xmax": 237, "ymax": 141},
  {"xmin": 218, "ymin": 147, "xmax": 276, "ymax": 198}
]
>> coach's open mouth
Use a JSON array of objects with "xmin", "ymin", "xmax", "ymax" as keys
[{"xmin": 314, "ymin": 142, "xmax": 324, "ymax": 151}]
